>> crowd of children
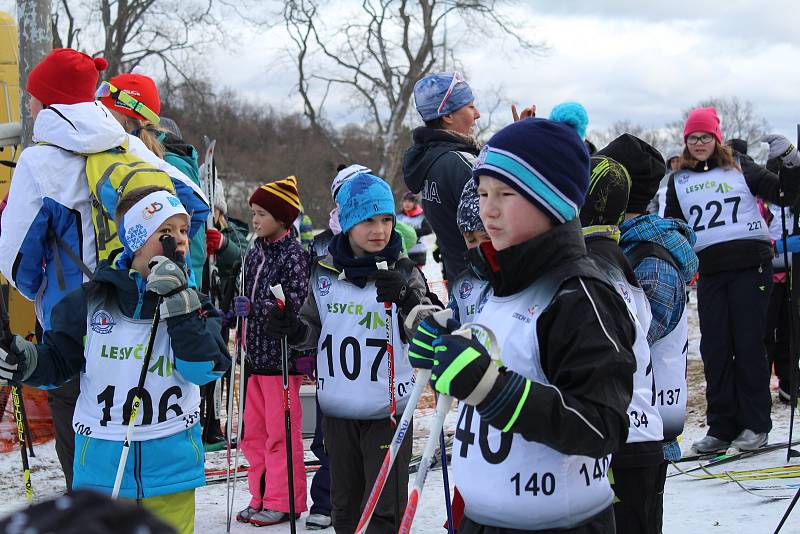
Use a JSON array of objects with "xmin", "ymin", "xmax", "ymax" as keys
[{"xmin": 2, "ymin": 48, "xmax": 800, "ymax": 534}]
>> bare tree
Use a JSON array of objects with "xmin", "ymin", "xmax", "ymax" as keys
[
  {"xmin": 283, "ymin": 0, "xmax": 544, "ymax": 186},
  {"xmin": 50, "ymin": 0, "xmax": 231, "ymax": 83},
  {"xmin": 590, "ymin": 120, "xmax": 677, "ymax": 157},
  {"xmin": 670, "ymin": 96, "xmax": 770, "ymax": 159}
]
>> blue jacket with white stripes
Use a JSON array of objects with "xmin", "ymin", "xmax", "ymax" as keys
[{"xmin": 25, "ymin": 259, "xmax": 230, "ymax": 498}]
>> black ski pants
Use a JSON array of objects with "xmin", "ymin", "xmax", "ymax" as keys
[
  {"xmin": 611, "ymin": 462, "xmax": 667, "ymax": 534},
  {"xmin": 47, "ymin": 379, "xmax": 80, "ymax": 491},
  {"xmin": 765, "ymin": 277, "xmax": 793, "ymax": 390},
  {"xmin": 309, "ymin": 400, "xmax": 331, "ymax": 516},
  {"xmin": 323, "ymin": 415, "xmax": 412, "ymax": 534},
  {"xmin": 698, "ymin": 264, "xmax": 773, "ymax": 441},
  {"xmin": 458, "ymin": 505, "xmax": 615, "ymax": 534}
]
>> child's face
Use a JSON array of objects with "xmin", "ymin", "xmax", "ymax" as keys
[
  {"xmin": 478, "ymin": 175, "xmax": 554, "ymax": 251},
  {"xmin": 251, "ymin": 204, "xmax": 285, "ymax": 240},
  {"xmin": 348, "ymin": 215, "xmax": 394, "ymax": 257},
  {"xmin": 402, "ymin": 199, "xmax": 416, "ymax": 212},
  {"xmin": 463, "ymin": 230, "xmax": 491, "ymax": 250},
  {"xmin": 131, "ymin": 214, "xmax": 190, "ymax": 276}
]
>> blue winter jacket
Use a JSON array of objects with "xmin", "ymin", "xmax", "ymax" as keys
[{"xmin": 25, "ymin": 259, "xmax": 230, "ymax": 498}]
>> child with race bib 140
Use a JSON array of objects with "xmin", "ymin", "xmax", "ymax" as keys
[
  {"xmin": 409, "ymin": 116, "xmax": 637, "ymax": 533},
  {"xmin": 0, "ymin": 186, "xmax": 230, "ymax": 534},
  {"xmin": 264, "ymin": 172, "xmax": 434, "ymax": 534}
]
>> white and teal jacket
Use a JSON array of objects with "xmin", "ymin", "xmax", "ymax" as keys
[
  {"xmin": 0, "ymin": 102, "xmax": 209, "ymax": 329},
  {"xmin": 24, "ymin": 260, "xmax": 230, "ymax": 499}
]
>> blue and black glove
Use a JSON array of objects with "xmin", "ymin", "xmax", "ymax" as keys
[
  {"xmin": 408, "ymin": 309, "xmax": 458, "ymax": 369},
  {"xmin": 776, "ymin": 235, "xmax": 800, "ymax": 255},
  {"xmin": 430, "ymin": 331, "xmax": 500, "ymax": 405}
]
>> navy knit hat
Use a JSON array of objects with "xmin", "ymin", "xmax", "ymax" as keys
[
  {"xmin": 472, "ymin": 117, "xmax": 590, "ymax": 224},
  {"xmin": 336, "ymin": 173, "xmax": 395, "ymax": 234},
  {"xmin": 457, "ymin": 179, "xmax": 484, "ymax": 233},
  {"xmin": 414, "ymin": 71, "xmax": 475, "ymax": 122}
]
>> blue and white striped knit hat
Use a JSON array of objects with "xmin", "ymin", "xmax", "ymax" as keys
[{"xmin": 472, "ymin": 117, "xmax": 590, "ymax": 224}]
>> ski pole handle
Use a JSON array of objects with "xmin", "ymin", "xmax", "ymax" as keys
[
  {"xmin": 354, "ymin": 369, "xmax": 431, "ymax": 534},
  {"xmin": 270, "ymin": 284, "xmax": 286, "ymax": 311}
]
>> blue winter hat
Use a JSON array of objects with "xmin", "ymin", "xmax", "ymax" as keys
[
  {"xmin": 413, "ymin": 71, "xmax": 475, "ymax": 122},
  {"xmin": 336, "ymin": 173, "xmax": 396, "ymax": 234},
  {"xmin": 549, "ymin": 102, "xmax": 589, "ymax": 140},
  {"xmin": 472, "ymin": 117, "xmax": 590, "ymax": 224}
]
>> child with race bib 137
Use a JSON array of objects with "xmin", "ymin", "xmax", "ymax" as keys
[{"xmin": 0, "ymin": 186, "xmax": 230, "ymax": 534}]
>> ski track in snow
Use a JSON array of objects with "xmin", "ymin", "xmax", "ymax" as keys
[{"xmin": 1, "ymin": 236, "xmax": 799, "ymax": 532}]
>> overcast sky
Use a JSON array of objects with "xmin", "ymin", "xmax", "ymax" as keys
[{"xmin": 3, "ymin": 1, "xmax": 798, "ymax": 146}]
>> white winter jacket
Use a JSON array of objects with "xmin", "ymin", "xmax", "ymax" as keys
[{"xmin": 0, "ymin": 102, "xmax": 209, "ymax": 328}]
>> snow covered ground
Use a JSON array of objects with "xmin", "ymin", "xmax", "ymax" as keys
[{"xmin": 1, "ymin": 239, "xmax": 800, "ymax": 532}]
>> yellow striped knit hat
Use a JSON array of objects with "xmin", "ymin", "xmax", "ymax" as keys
[{"xmin": 249, "ymin": 175, "xmax": 301, "ymax": 227}]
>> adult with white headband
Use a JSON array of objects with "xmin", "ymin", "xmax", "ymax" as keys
[{"xmin": 403, "ymin": 71, "xmax": 481, "ymax": 287}]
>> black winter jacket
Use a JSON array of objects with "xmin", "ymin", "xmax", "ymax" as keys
[
  {"xmin": 665, "ymin": 156, "xmax": 800, "ymax": 274},
  {"xmin": 475, "ymin": 220, "xmax": 636, "ymax": 458},
  {"xmin": 403, "ymin": 127, "xmax": 480, "ymax": 282}
]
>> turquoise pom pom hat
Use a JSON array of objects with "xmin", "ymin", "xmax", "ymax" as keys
[{"xmin": 336, "ymin": 173, "xmax": 396, "ymax": 234}]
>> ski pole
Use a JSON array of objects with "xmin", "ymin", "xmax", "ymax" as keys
[
  {"xmin": 375, "ymin": 261, "xmax": 400, "ymax": 531},
  {"xmin": 112, "ymin": 302, "xmax": 161, "ymax": 499},
  {"xmin": 398, "ymin": 393, "xmax": 453, "ymax": 534},
  {"xmin": 356, "ymin": 306, "xmax": 451, "ymax": 533},
  {"xmin": 112, "ymin": 235, "xmax": 178, "ymax": 499},
  {"xmin": 0, "ymin": 285, "xmax": 32, "ymax": 503},
  {"xmin": 355, "ymin": 369, "xmax": 431, "ymax": 534},
  {"xmin": 398, "ymin": 322, "xmax": 501, "ymax": 533},
  {"xmin": 774, "ymin": 485, "xmax": 800, "ymax": 533},
  {"xmin": 270, "ymin": 285, "xmax": 297, "ymax": 534},
  {"xmin": 440, "ymin": 426, "xmax": 454, "ymax": 534},
  {"xmin": 225, "ymin": 223, "xmax": 250, "ymax": 532}
]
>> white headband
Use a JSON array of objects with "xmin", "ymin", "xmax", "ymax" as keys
[{"xmin": 120, "ymin": 190, "xmax": 189, "ymax": 254}]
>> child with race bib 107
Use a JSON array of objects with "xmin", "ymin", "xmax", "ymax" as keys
[{"xmin": 264, "ymin": 172, "xmax": 434, "ymax": 534}]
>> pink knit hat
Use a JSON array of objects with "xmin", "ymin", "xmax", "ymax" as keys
[{"xmin": 684, "ymin": 106, "xmax": 722, "ymax": 144}]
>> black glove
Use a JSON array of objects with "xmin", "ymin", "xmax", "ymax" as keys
[
  {"xmin": 431, "ymin": 332, "xmax": 499, "ymax": 404},
  {"xmin": 265, "ymin": 306, "xmax": 306, "ymax": 344},
  {"xmin": 374, "ymin": 268, "xmax": 421, "ymax": 313},
  {"xmin": 0, "ymin": 335, "xmax": 38, "ymax": 384}
]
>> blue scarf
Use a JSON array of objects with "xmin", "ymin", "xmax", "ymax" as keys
[{"xmin": 329, "ymin": 231, "xmax": 403, "ymax": 288}]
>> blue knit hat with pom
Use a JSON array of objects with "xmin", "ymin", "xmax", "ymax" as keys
[
  {"xmin": 550, "ymin": 102, "xmax": 589, "ymax": 140},
  {"xmin": 472, "ymin": 117, "xmax": 590, "ymax": 224},
  {"xmin": 335, "ymin": 173, "xmax": 395, "ymax": 234}
]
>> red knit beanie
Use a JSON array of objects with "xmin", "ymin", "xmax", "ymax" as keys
[
  {"xmin": 100, "ymin": 71, "xmax": 161, "ymax": 121},
  {"xmin": 26, "ymin": 48, "xmax": 108, "ymax": 106},
  {"xmin": 684, "ymin": 106, "xmax": 723, "ymax": 144},
  {"xmin": 249, "ymin": 176, "xmax": 302, "ymax": 227}
]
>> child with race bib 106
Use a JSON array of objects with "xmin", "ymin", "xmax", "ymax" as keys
[
  {"xmin": 0, "ymin": 186, "xmax": 231, "ymax": 534},
  {"xmin": 409, "ymin": 116, "xmax": 637, "ymax": 533},
  {"xmin": 264, "ymin": 172, "xmax": 434, "ymax": 534}
]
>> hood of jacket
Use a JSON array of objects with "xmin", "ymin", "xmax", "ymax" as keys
[
  {"xmin": 33, "ymin": 101, "xmax": 128, "ymax": 154},
  {"xmin": 619, "ymin": 214, "xmax": 699, "ymax": 283},
  {"xmin": 403, "ymin": 126, "xmax": 481, "ymax": 193}
]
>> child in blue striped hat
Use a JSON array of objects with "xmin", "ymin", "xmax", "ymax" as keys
[{"xmin": 407, "ymin": 115, "xmax": 638, "ymax": 533}]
